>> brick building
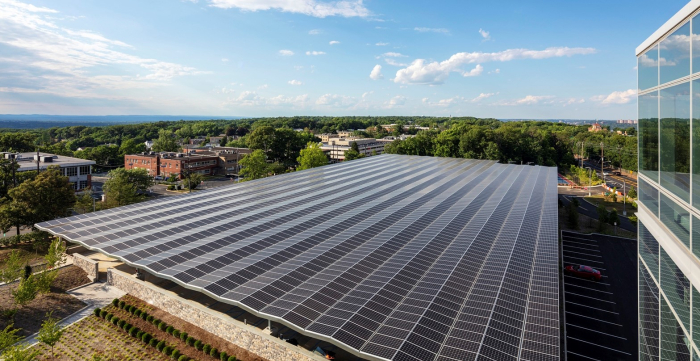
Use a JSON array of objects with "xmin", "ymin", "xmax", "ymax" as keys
[{"xmin": 125, "ymin": 152, "xmax": 219, "ymax": 179}]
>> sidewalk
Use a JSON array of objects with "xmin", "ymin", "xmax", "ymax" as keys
[{"xmin": 24, "ymin": 282, "xmax": 125, "ymax": 346}]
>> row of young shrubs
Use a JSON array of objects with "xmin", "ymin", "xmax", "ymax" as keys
[{"xmin": 102, "ymin": 299, "xmax": 239, "ymax": 361}]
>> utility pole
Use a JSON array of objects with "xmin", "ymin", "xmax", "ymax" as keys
[
  {"xmin": 580, "ymin": 142, "xmax": 584, "ymax": 169},
  {"xmin": 36, "ymin": 147, "xmax": 40, "ymax": 174},
  {"xmin": 600, "ymin": 142, "xmax": 605, "ymax": 185},
  {"xmin": 623, "ymin": 178, "xmax": 627, "ymax": 216}
]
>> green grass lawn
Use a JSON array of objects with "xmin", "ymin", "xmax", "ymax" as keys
[{"xmin": 583, "ymin": 195, "xmax": 637, "ymax": 216}]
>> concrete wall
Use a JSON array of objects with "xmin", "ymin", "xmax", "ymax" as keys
[
  {"xmin": 106, "ymin": 268, "xmax": 319, "ymax": 361},
  {"xmin": 73, "ymin": 253, "xmax": 98, "ymax": 281}
]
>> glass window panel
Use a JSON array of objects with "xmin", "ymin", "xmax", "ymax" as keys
[
  {"xmin": 692, "ymin": 14, "xmax": 700, "ymax": 75},
  {"xmin": 640, "ymin": 263, "xmax": 660, "ymax": 361},
  {"xmin": 640, "ymin": 91, "xmax": 660, "ymax": 181},
  {"xmin": 660, "ymin": 82, "xmax": 691, "ymax": 202},
  {"xmin": 660, "ymin": 22, "xmax": 691, "ymax": 85},
  {"xmin": 694, "ymin": 216, "xmax": 700, "ymax": 263},
  {"xmin": 660, "ymin": 297, "xmax": 692, "ymax": 361},
  {"xmin": 693, "ymin": 286, "xmax": 700, "ymax": 351},
  {"xmin": 640, "ymin": 45, "xmax": 659, "ymax": 91},
  {"xmin": 660, "ymin": 246, "xmax": 691, "ymax": 333},
  {"xmin": 661, "ymin": 193, "xmax": 691, "ymax": 248},
  {"xmin": 640, "ymin": 177, "xmax": 660, "ymax": 217},
  {"xmin": 640, "ymin": 222, "xmax": 660, "ymax": 279},
  {"xmin": 693, "ymin": 79, "xmax": 700, "ymax": 208}
]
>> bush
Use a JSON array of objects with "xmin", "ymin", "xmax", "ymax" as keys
[
  {"xmin": 163, "ymin": 346, "xmax": 172, "ymax": 355},
  {"xmin": 106, "ymin": 313, "xmax": 113, "ymax": 321},
  {"xmin": 203, "ymin": 344, "xmax": 211, "ymax": 354},
  {"xmin": 178, "ymin": 356, "xmax": 189, "ymax": 361},
  {"xmin": 156, "ymin": 341, "xmax": 165, "ymax": 351},
  {"xmin": 142, "ymin": 333, "xmax": 151, "ymax": 343},
  {"xmin": 118, "ymin": 300, "xmax": 125, "ymax": 309},
  {"xmin": 180, "ymin": 332, "xmax": 188, "ymax": 341},
  {"xmin": 147, "ymin": 315, "xmax": 155, "ymax": 322},
  {"xmin": 122, "ymin": 322, "xmax": 131, "ymax": 331},
  {"xmin": 94, "ymin": 308, "xmax": 102, "ymax": 317},
  {"xmin": 186, "ymin": 336, "xmax": 194, "ymax": 346},
  {"xmin": 220, "ymin": 352, "xmax": 228, "ymax": 361},
  {"xmin": 210, "ymin": 348, "xmax": 218, "ymax": 357},
  {"xmin": 100, "ymin": 310, "xmax": 107, "ymax": 318},
  {"xmin": 129, "ymin": 327, "xmax": 139, "ymax": 337},
  {"xmin": 135, "ymin": 309, "xmax": 142, "ymax": 317},
  {"xmin": 159, "ymin": 322, "xmax": 168, "ymax": 331},
  {"xmin": 167, "ymin": 185, "xmax": 175, "ymax": 191},
  {"xmin": 149, "ymin": 338, "xmax": 158, "ymax": 347},
  {"xmin": 173, "ymin": 329, "xmax": 180, "ymax": 338},
  {"xmin": 194, "ymin": 340, "xmax": 202, "ymax": 350},
  {"xmin": 111, "ymin": 317, "xmax": 120, "ymax": 325},
  {"xmin": 171, "ymin": 349, "xmax": 180, "ymax": 359},
  {"xmin": 152, "ymin": 318, "xmax": 160, "ymax": 325},
  {"xmin": 141, "ymin": 312, "xmax": 148, "ymax": 320},
  {"xmin": 112, "ymin": 298, "xmax": 119, "ymax": 307},
  {"xmin": 228, "ymin": 356, "xmax": 237, "ymax": 361},
  {"xmin": 129, "ymin": 305, "xmax": 136, "ymax": 314},
  {"xmin": 166, "ymin": 326, "xmax": 174, "ymax": 334}
]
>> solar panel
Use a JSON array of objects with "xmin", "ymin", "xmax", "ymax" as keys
[{"xmin": 36, "ymin": 154, "xmax": 560, "ymax": 361}]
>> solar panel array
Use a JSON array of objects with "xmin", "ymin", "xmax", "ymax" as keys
[{"xmin": 37, "ymin": 155, "xmax": 560, "ymax": 361}]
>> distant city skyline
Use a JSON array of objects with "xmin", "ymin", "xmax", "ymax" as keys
[{"xmin": 0, "ymin": 0, "xmax": 687, "ymax": 118}]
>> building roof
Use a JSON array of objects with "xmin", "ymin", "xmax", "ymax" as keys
[
  {"xmin": 636, "ymin": 0, "xmax": 700, "ymax": 55},
  {"xmin": 36, "ymin": 155, "xmax": 559, "ymax": 361},
  {"xmin": 7, "ymin": 152, "xmax": 95, "ymax": 172}
]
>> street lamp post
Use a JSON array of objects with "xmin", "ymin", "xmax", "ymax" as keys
[
  {"xmin": 623, "ymin": 178, "xmax": 626, "ymax": 216},
  {"xmin": 586, "ymin": 167, "xmax": 592, "ymax": 197}
]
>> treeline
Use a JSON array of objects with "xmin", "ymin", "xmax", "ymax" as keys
[{"xmin": 0, "ymin": 117, "xmax": 638, "ymax": 171}]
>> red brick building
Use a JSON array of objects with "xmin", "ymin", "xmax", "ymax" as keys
[{"xmin": 125, "ymin": 152, "xmax": 219, "ymax": 179}]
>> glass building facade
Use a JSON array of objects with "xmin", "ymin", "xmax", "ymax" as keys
[{"xmin": 638, "ymin": 3, "xmax": 700, "ymax": 360}]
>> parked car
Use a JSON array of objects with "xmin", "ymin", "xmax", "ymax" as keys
[
  {"xmin": 613, "ymin": 171, "xmax": 621, "ymax": 176},
  {"xmin": 564, "ymin": 264, "xmax": 601, "ymax": 281}
]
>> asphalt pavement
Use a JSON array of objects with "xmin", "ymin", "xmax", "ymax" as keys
[
  {"xmin": 559, "ymin": 194, "xmax": 636, "ymax": 232},
  {"xmin": 562, "ymin": 231, "xmax": 637, "ymax": 361}
]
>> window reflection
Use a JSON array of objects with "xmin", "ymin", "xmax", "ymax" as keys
[
  {"xmin": 660, "ymin": 83, "xmax": 690, "ymax": 202},
  {"xmin": 693, "ymin": 79, "xmax": 700, "ymax": 208},
  {"xmin": 661, "ymin": 193, "xmax": 690, "ymax": 248},
  {"xmin": 693, "ymin": 14, "xmax": 700, "ymax": 75},
  {"xmin": 639, "ymin": 45, "xmax": 659, "ymax": 91},
  {"xmin": 660, "ymin": 22, "xmax": 691, "ymax": 85},
  {"xmin": 640, "ymin": 91, "xmax": 659, "ymax": 181}
]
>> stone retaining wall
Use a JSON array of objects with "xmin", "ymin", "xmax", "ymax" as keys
[
  {"xmin": 73, "ymin": 253, "xmax": 98, "ymax": 281},
  {"xmin": 106, "ymin": 268, "xmax": 319, "ymax": 361}
]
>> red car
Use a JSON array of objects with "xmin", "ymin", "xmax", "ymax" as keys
[{"xmin": 564, "ymin": 264, "xmax": 601, "ymax": 281}]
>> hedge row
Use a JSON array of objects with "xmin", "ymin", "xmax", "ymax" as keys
[{"xmin": 105, "ymin": 299, "xmax": 239, "ymax": 361}]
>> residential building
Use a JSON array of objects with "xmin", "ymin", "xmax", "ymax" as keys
[
  {"xmin": 125, "ymin": 152, "xmax": 219, "ymax": 179},
  {"xmin": 318, "ymin": 133, "xmax": 339, "ymax": 143},
  {"xmin": 637, "ymin": 2, "xmax": 700, "ymax": 359},
  {"xmin": 587, "ymin": 123, "xmax": 603, "ymax": 132},
  {"xmin": 320, "ymin": 138, "xmax": 386, "ymax": 161},
  {"xmin": 2, "ymin": 152, "xmax": 95, "ymax": 191},
  {"xmin": 617, "ymin": 119, "xmax": 638, "ymax": 124},
  {"xmin": 188, "ymin": 147, "xmax": 252, "ymax": 175}
]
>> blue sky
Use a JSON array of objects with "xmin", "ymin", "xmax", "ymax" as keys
[{"xmin": 0, "ymin": 0, "xmax": 689, "ymax": 118}]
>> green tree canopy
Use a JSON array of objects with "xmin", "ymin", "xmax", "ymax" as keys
[
  {"xmin": 239, "ymin": 149, "xmax": 271, "ymax": 181},
  {"xmin": 37, "ymin": 312, "xmax": 65, "ymax": 359},
  {"xmin": 103, "ymin": 168, "xmax": 153, "ymax": 207},
  {"xmin": 3, "ymin": 167, "xmax": 75, "ymax": 228},
  {"xmin": 118, "ymin": 138, "xmax": 146, "ymax": 156},
  {"xmin": 297, "ymin": 142, "xmax": 328, "ymax": 171},
  {"xmin": 183, "ymin": 172, "xmax": 204, "ymax": 190},
  {"xmin": 0, "ymin": 133, "xmax": 36, "ymax": 152},
  {"xmin": 151, "ymin": 129, "xmax": 179, "ymax": 152}
]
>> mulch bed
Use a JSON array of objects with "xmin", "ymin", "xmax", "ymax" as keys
[
  {"xmin": 0, "ymin": 266, "xmax": 90, "ymax": 337},
  {"xmin": 110, "ymin": 295, "xmax": 270, "ymax": 361}
]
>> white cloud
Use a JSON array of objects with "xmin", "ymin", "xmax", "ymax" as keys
[
  {"xmin": 385, "ymin": 95, "xmax": 406, "ymax": 108},
  {"xmin": 63, "ymin": 29, "xmax": 132, "ymax": 48},
  {"xmin": 288, "ymin": 79, "xmax": 303, "ymax": 85},
  {"xmin": 258, "ymin": 84, "xmax": 268, "ymax": 89},
  {"xmin": 479, "ymin": 28, "xmax": 490, "ymax": 40},
  {"xmin": 375, "ymin": 42, "xmax": 389, "ymax": 46},
  {"xmin": 329, "ymin": 40, "xmax": 340, "ymax": 45},
  {"xmin": 471, "ymin": 92, "xmax": 496, "ymax": 102},
  {"xmin": 279, "ymin": 49, "xmax": 295, "ymax": 56},
  {"xmin": 462, "ymin": 64, "xmax": 483, "ymax": 77},
  {"xmin": 414, "ymin": 27, "xmax": 449, "ymax": 34},
  {"xmin": 294, "ymin": 65, "xmax": 304, "ymax": 70},
  {"xmin": 207, "ymin": 0, "xmax": 370, "ymax": 18},
  {"xmin": 362, "ymin": 91, "xmax": 373, "ymax": 98},
  {"xmin": 306, "ymin": 51, "xmax": 326, "ymax": 55},
  {"xmin": 422, "ymin": 92, "xmax": 497, "ymax": 107},
  {"xmin": 514, "ymin": 95, "xmax": 554, "ymax": 105},
  {"xmin": 591, "ymin": 89, "xmax": 637, "ymax": 104},
  {"xmin": 489, "ymin": 68, "xmax": 500, "ymax": 74},
  {"xmin": 316, "ymin": 93, "xmax": 356, "ymax": 107},
  {"xmin": 382, "ymin": 52, "xmax": 407, "ymax": 57},
  {"xmin": 385, "ymin": 58, "xmax": 408, "ymax": 67},
  {"xmin": 393, "ymin": 47, "xmax": 597, "ymax": 84},
  {"xmin": 308, "ymin": 29, "xmax": 322, "ymax": 35},
  {"xmin": 225, "ymin": 91, "xmax": 309, "ymax": 107},
  {"xmin": 221, "ymin": 58, "xmax": 229, "ymax": 62},
  {"xmin": 369, "ymin": 64, "xmax": 383, "ymax": 80}
]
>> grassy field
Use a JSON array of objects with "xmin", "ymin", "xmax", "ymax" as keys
[{"xmin": 583, "ymin": 195, "xmax": 637, "ymax": 215}]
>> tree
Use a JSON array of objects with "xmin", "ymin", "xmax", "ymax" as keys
[
  {"xmin": 297, "ymin": 142, "xmax": 328, "ymax": 170},
  {"xmin": 239, "ymin": 150, "xmax": 271, "ymax": 181},
  {"xmin": 566, "ymin": 202, "xmax": 579, "ymax": 230},
  {"xmin": 37, "ymin": 312, "xmax": 65, "ymax": 359},
  {"xmin": 74, "ymin": 189, "xmax": 96, "ymax": 214},
  {"xmin": 596, "ymin": 203, "xmax": 608, "ymax": 231},
  {"xmin": 183, "ymin": 173, "xmax": 204, "ymax": 190},
  {"xmin": 246, "ymin": 126, "xmax": 275, "ymax": 155},
  {"xmin": 0, "ymin": 133, "xmax": 36, "ymax": 152},
  {"xmin": 608, "ymin": 208, "xmax": 619, "ymax": 226},
  {"xmin": 12, "ymin": 275, "xmax": 38, "ymax": 309},
  {"xmin": 0, "ymin": 250, "xmax": 24, "ymax": 297},
  {"xmin": 118, "ymin": 138, "xmax": 146, "ymax": 157},
  {"xmin": 0, "ymin": 324, "xmax": 21, "ymax": 353},
  {"xmin": 1, "ymin": 344, "xmax": 39, "ymax": 361},
  {"xmin": 3, "ymin": 167, "xmax": 75, "ymax": 229},
  {"xmin": 219, "ymin": 136, "xmax": 228, "ymax": 147},
  {"xmin": 628, "ymin": 187, "xmax": 637, "ymax": 199},
  {"xmin": 103, "ymin": 168, "xmax": 153, "ymax": 207},
  {"xmin": 151, "ymin": 129, "xmax": 179, "ymax": 152}
]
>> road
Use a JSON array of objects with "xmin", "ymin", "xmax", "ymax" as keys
[{"xmin": 582, "ymin": 160, "xmax": 637, "ymax": 194}]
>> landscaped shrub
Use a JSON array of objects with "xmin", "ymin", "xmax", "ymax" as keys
[
  {"xmin": 210, "ymin": 347, "xmax": 218, "ymax": 357},
  {"xmin": 111, "ymin": 317, "xmax": 120, "ymax": 325},
  {"xmin": 186, "ymin": 336, "xmax": 194, "ymax": 346},
  {"xmin": 94, "ymin": 308, "xmax": 102, "ymax": 317},
  {"xmin": 228, "ymin": 356, "xmax": 237, "ymax": 361},
  {"xmin": 118, "ymin": 300, "xmax": 125, "ymax": 309},
  {"xmin": 173, "ymin": 329, "xmax": 181, "ymax": 338},
  {"xmin": 149, "ymin": 338, "xmax": 158, "ymax": 347},
  {"xmin": 141, "ymin": 312, "xmax": 148, "ymax": 320},
  {"xmin": 220, "ymin": 351, "xmax": 228, "ymax": 360},
  {"xmin": 129, "ymin": 327, "xmax": 139, "ymax": 337},
  {"xmin": 194, "ymin": 340, "xmax": 202, "ymax": 350},
  {"xmin": 100, "ymin": 310, "xmax": 107, "ymax": 318},
  {"xmin": 152, "ymin": 318, "xmax": 160, "ymax": 325},
  {"xmin": 147, "ymin": 315, "xmax": 155, "ymax": 322},
  {"xmin": 128, "ymin": 305, "xmax": 136, "ymax": 314},
  {"xmin": 163, "ymin": 346, "xmax": 172, "ymax": 355},
  {"xmin": 142, "ymin": 333, "xmax": 152, "ymax": 343},
  {"xmin": 166, "ymin": 325, "xmax": 174, "ymax": 334},
  {"xmin": 135, "ymin": 309, "xmax": 142, "ymax": 317},
  {"xmin": 171, "ymin": 349, "xmax": 180, "ymax": 359},
  {"xmin": 178, "ymin": 355, "xmax": 189, "ymax": 361},
  {"xmin": 136, "ymin": 330, "xmax": 144, "ymax": 339},
  {"xmin": 159, "ymin": 322, "xmax": 168, "ymax": 331},
  {"xmin": 106, "ymin": 313, "xmax": 114, "ymax": 321},
  {"xmin": 122, "ymin": 322, "xmax": 131, "ymax": 331},
  {"xmin": 203, "ymin": 344, "xmax": 211, "ymax": 354},
  {"xmin": 180, "ymin": 332, "xmax": 188, "ymax": 341},
  {"xmin": 112, "ymin": 298, "xmax": 119, "ymax": 307},
  {"xmin": 156, "ymin": 341, "xmax": 165, "ymax": 351}
]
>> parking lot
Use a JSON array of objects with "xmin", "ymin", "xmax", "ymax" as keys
[{"xmin": 561, "ymin": 231, "xmax": 637, "ymax": 361}]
